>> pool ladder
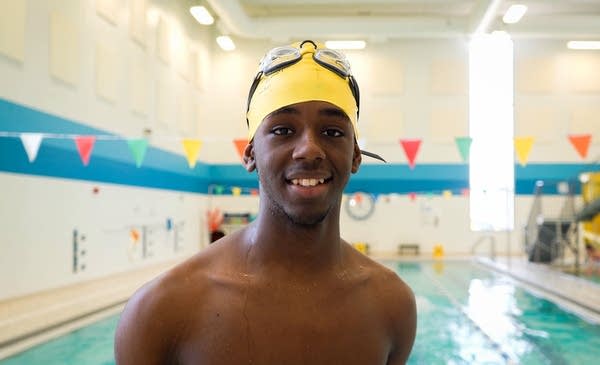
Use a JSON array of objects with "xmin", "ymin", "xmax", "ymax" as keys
[{"xmin": 471, "ymin": 234, "xmax": 496, "ymax": 260}]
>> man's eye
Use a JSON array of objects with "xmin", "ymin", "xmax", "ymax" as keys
[
  {"xmin": 323, "ymin": 129, "xmax": 343, "ymax": 137},
  {"xmin": 272, "ymin": 127, "xmax": 294, "ymax": 135}
]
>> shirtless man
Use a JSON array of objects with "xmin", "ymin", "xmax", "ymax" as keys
[{"xmin": 115, "ymin": 40, "xmax": 417, "ymax": 364}]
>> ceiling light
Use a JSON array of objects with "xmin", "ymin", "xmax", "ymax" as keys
[
  {"xmin": 567, "ymin": 41, "xmax": 600, "ymax": 50},
  {"xmin": 325, "ymin": 40, "xmax": 366, "ymax": 50},
  {"xmin": 216, "ymin": 35, "xmax": 235, "ymax": 51},
  {"xmin": 502, "ymin": 4, "xmax": 527, "ymax": 24},
  {"xmin": 190, "ymin": 6, "xmax": 214, "ymax": 25}
]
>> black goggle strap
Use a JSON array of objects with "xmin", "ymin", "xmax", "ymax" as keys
[{"xmin": 360, "ymin": 149, "xmax": 386, "ymax": 163}]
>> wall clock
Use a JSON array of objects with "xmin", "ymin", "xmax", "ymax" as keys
[{"xmin": 344, "ymin": 192, "xmax": 376, "ymax": 220}]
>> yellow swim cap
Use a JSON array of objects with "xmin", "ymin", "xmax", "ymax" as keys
[{"xmin": 246, "ymin": 41, "xmax": 358, "ymax": 140}]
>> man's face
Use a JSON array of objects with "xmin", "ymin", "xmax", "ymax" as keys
[{"xmin": 245, "ymin": 100, "xmax": 361, "ymax": 226}]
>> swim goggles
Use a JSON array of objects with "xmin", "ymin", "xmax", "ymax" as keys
[{"xmin": 246, "ymin": 40, "xmax": 385, "ymax": 162}]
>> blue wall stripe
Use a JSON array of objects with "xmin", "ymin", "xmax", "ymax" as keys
[{"xmin": 1, "ymin": 97, "xmax": 598, "ymax": 195}]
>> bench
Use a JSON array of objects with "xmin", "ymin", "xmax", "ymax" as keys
[{"xmin": 398, "ymin": 243, "xmax": 420, "ymax": 256}]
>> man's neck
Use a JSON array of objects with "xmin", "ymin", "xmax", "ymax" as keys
[{"xmin": 240, "ymin": 211, "xmax": 345, "ymax": 277}]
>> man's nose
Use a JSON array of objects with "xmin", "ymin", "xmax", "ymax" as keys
[{"xmin": 292, "ymin": 131, "xmax": 325, "ymax": 160}]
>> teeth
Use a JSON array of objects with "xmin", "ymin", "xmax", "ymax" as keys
[{"xmin": 291, "ymin": 178, "xmax": 326, "ymax": 187}]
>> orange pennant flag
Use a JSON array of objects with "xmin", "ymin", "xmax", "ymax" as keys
[
  {"xmin": 74, "ymin": 136, "xmax": 96, "ymax": 166},
  {"xmin": 399, "ymin": 139, "xmax": 422, "ymax": 169},
  {"xmin": 514, "ymin": 136, "xmax": 535, "ymax": 166},
  {"xmin": 568, "ymin": 134, "xmax": 592, "ymax": 159},
  {"xmin": 233, "ymin": 138, "xmax": 248, "ymax": 161},
  {"xmin": 182, "ymin": 139, "xmax": 203, "ymax": 168}
]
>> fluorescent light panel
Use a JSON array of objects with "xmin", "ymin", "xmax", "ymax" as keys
[
  {"xmin": 502, "ymin": 4, "xmax": 527, "ymax": 24},
  {"xmin": 190, "ymin": 6, "xmax": 214, "ymax": 25},
  {"xmin": 567, "ymin": 41, "xmax": 600, "ymax": 50},
  {"xmin": 325, "ymin": 40, "xmax": 366, "ymax": 50},
  {"xmin": 216, "ymin": 35, "xmax": 235, "ymax": 51}
]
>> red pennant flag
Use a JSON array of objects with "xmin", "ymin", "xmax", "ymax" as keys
[
  {"xmin": 568, "ymin": 134, "xmax": 592, "ymax": 159},
  {"xmin": 408, "ymin": 192, "xmax": 417, "ymax": 202},
  {"xmin": 233, "ymin": 138, "xmax": 248, "ymax": 161},
  {"xmin": 461, "ymin": 188, "xmax": 470, "ymax": 197},
  {"xmin": 74, "ymin": 136, "xmax": 96, "ymax": 166},
  {"xmin": 399, "ymin": 139, "xmax": 422, "ymax": 169}
]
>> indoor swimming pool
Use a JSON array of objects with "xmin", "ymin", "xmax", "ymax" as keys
[{"xmin": 1, "ymin": 260, "xmax": 600, "ymax": 364}]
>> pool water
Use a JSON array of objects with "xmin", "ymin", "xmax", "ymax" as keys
[{"xmin": 2, "ymin": 260, "xmax": 600, "ymax": 364}]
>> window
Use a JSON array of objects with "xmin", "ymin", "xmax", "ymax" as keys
[{"xmin": 469, "ymin": 33, "xmax": 515, "ymax": 231}]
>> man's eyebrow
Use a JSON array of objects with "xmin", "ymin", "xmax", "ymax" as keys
[
  {"xmin": 319, "ymin": 107, "xmax": 349, "ymax": 120},
  {"xmin": 267, "ymin": 106, "xmax": 300, "ymax": 118}
]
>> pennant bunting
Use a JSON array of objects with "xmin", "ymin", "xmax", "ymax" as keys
[
  {"xmin": 233, "ymin": 138, "xmax": 248, "ymax": 161},
  {"xmin": 20, "ymin": 133, "xmax": 43, "ymax": 162},
  {"xmin": 250, "ymin": 188, "xmax": 259, "ymax": 196},
  {"xmin": 514, "ymin": 136, "xmax": 535, "ymax": 166},
  {"xmin": 127, "ymin": 138, "xmax": 148, "ymax": 168},
  {"xmin": 568, "ymin": 134, "xmax": 592, "ymax": 159},
  {"xmin": 231, "ymin": 187, "xmax": 242, "ymax": 196},
  {"xmin": 461, "ymin": 188, "xmax": 470, "ymax": 197},
  {"xmin": 74, "ymin": 136, "xmax": 96, "ymax": 166},
  {"xmin": 454, "ymin": 136, "xmax": 472, "ymax": 163},
  {"xmin": 399, "ymin": 139, "xmax": 422, "ymax": 169},
  {"xmin": 213, "ymin": 185, "xmax": 225, "ymax": 195},
  {"xmin": 408, "ymin": 192, "xmax": 417, "ymax": 202},
  {"xmin": 442, "ymin": 190, "xmax": 453, "ymax": 199},
  {"xmin": 182, "ymin": 139, "xmax": 203, "ymax": 168}
]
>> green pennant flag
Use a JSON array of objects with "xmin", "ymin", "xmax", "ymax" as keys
[
  {"xmin": 127, "ymin": 138, "xmax": 148, "ymax": 168},
  {"xmin": 454, "ymin": 136, "xmax": 472, "ymax": 163}
]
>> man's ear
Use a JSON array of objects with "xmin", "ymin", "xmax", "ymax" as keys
[
  {"xmin": 243, "ymin": 141, "xmax": 256, "ymax": 172},
  {"xmin": 351, "ymin": 141, "xmax": 362, "ymax": 174}
]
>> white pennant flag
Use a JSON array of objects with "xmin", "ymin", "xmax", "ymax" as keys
[{"xmin": 20, "ymin": 133, "xmax": 43, "ymax": 162}]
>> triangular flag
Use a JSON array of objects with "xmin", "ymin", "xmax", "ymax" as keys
[
  {"xmin": 408, "ymin": 192, "xmax": 417, "ymax": 202},
  {"xmin": 20, "ymin": 133, "xmax": 43, "ymax": 162},
  {"xmin": 127, "ymin": 138, "xmax": 148, "ymax": 168},
  {"xmin": 231, "ymin": 187, "xmax": 242, "ymax": 196},
  {"xmin": 233, "ymin": 138, "xmax": 248, "ymax": 161},
  {"xmin": 568, "ymin": 134, "xmax": 592, "ymax": 159},
  {"xmin": 461, "ymin": 188, "xmax": 470, "ymax": 197},
  {"xmin": 399, "ymin": 139, "xmax": 422, "ymax": 169},
  {"xmin": 182, "ymin": 139, "xmax": 203, "ymax": 168},
  {"xmin": 213, "ymin": 185, "xmax": 224, "ymax": 195},
  {"xmin": 514, "ymin": 136, "xmax": 535, "ymax": 167},
  {"xmin": 74, "ymin": 136, "xmax": 96, "ymax": 166},
  {"xmin": 442, "ymin": 190, "xmax": 453, "ymax": 199},
  {"xmin": 454, "ymin": 136, "xmax": 472, "ymax": 163}
]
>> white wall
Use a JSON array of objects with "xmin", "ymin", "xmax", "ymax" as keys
[{"xmin": 0, "ymin": 0, "xmax": 215, "ymax": 300}]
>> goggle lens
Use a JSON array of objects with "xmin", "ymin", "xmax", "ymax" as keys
[{"xmin": 260, "ymin": 46, "xmax": 301, "ymax": 75}]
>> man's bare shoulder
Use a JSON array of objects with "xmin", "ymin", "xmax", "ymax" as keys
[{"xmin": 115, "ymin": 230, "xmax": 248, "ymax": 364}]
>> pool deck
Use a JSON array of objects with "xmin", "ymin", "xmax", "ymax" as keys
[
  {"xmin": 477, "ymin": 256, "xmax": 600, "ymax": 323},
  {"xmin": 0, "ymin": 260, "xmax": 180, "ymax": 360}
]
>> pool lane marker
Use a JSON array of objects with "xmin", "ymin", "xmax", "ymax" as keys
[{"xmin": 423, "ymin": 269, "xmax": 518, "ymax": 364}]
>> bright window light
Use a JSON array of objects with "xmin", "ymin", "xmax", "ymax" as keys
[
  {"xmin": 567, "ymin": 41, "xmax": 600, "ymax": 50},
  {"xmin": 216, "ymin": 35, "xmax": 235, "ymax": 51},
  {"xmin": 469, "ymin": 32, "xmax": 514, "ymax": 231},
  {"xmin": 502, "ymin": 4, "xmax": 527, "ymax": 24},
  {"xmin": 190, "ymin": 6, "xmax": 214, "ymax": 25},
  {"xmin": 325, "ymin": 40, "xmax": 366, "ymax": 50}
]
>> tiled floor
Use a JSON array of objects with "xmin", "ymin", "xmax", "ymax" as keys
[
  {"xmin": 0, "ymin": 260, "xmax": 180, "ymax": 359},
  {"xmin": 477, "ymin": 256, "xmax": 600, "ymax": 323}
]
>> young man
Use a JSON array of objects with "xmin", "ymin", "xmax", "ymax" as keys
[{"xmin": 115, "ymin": 40, "xmax": 417, "ymax": 364}]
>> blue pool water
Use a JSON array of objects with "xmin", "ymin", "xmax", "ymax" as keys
[{"xmin": 2, "ymin": 260, "xmax": 600, "ymax": 364}]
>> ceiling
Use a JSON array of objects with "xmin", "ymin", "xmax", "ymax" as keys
[{"xmin": 205, "ymin": 0, "xmax": 600, "ymax": 42}]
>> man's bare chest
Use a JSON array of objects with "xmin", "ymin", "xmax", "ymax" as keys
[{"xmin": 175, "ymin": 281, "xmax": 390, "ymax": 364}]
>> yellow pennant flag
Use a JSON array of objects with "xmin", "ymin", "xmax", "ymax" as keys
[
  {"xmin": 442, "ymin": 190, "xmax": 453, "ymax": 199},
  {"xmin": 231, "ymin": 187, "xmax": 242, "ymax": 196},
  {"xmin": 182, "ymin": 139, "xmax": 203, "ymax": 168},
  {"xmin": 514, "ymin": 136, "xmax": 535, "ymax": 167}
]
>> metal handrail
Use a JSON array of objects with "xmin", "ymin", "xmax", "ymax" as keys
[{"xmin": 471, "ymin": 234, "xmax": 496, "ymax": 260}]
